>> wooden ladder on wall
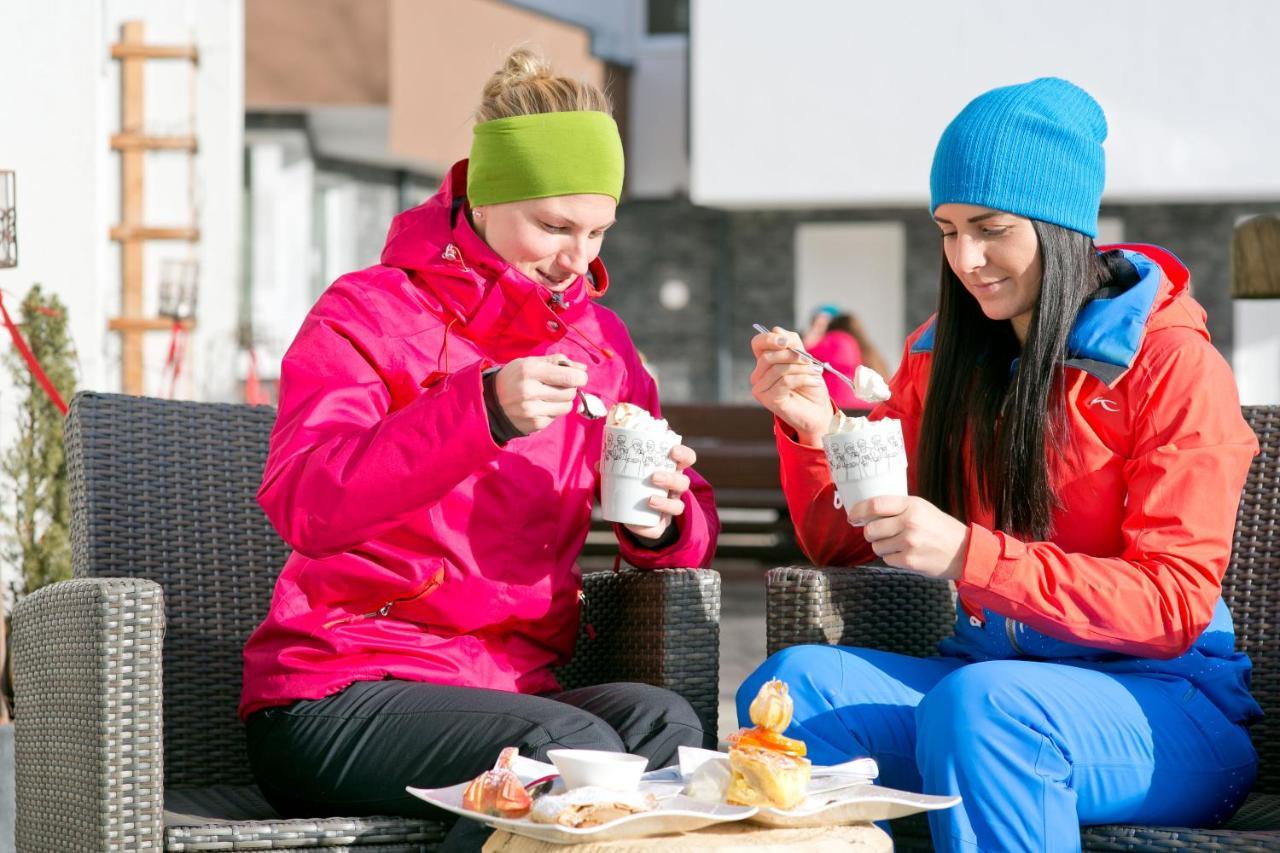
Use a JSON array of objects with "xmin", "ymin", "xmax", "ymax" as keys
[{"xmin": 109, "ymin": 20, "xmax": 199, "ymax": 395}]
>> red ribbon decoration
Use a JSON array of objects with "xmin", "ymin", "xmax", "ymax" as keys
[
  {"xmin": 164, "ymin": 320, "xmax": 187, "ymax": 399},
  {"xmin": 244, "ymin": 346, "xmax": 270, "ymax": 406},
  {"xmin": 0, "ymin": 290, "xmax": 68, "ymax": 415}
]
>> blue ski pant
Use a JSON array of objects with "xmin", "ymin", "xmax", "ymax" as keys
[{"xmin": 737, "ymin": 645, "xmax": 1257, "ymax": 852}]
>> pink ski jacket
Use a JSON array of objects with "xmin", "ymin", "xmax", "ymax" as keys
[{"xmin": 240, "ymin": 161, "xmax": 719, "ymax": 719}]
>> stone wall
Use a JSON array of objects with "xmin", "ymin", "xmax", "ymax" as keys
[{"xmin": 600, "ymin": 198, "xmax": 1280, "ymax": 404}]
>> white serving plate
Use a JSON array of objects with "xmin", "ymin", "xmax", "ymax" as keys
[
  {"xmin": 749, "ymin": 783, "xmax": 962, "ymax": 827},
  {"xmin": 406, "ymin": 780, "xmax": 756, "ymax": 846}
]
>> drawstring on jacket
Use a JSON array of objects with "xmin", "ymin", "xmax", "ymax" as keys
[
  {"xmin": 437, "ymin": 316, "xmax": 459, "ymax": 374},
  {"xmin": 559, "ymin": 312, "xmax": 615, "ymax": 362},
  {"xmin": 547, "ymin": 290, "xmax": 615, "ymax": 362}
]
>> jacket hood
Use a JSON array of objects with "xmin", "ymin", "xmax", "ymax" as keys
[
  {"xmin": 911, "ymin": 244, "xmax": 1205, "ymax": 386},
  {"xmin": 379, "ymin": 160, "xmax": 610, "ymax": 337}
]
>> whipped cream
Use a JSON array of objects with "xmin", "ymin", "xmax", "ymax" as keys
[
  {"xmin": 853, "ymin": 365, "xmax": 891, "ymax": 403},
  {"xmin": 828, "ymin": 411, "xmax": 905, "ymax": 438},
  {"xmin": 828, "ymin": 411, "xmax": 870, "ymax": 435},
  {"xmin": 683, "ymin": 758, "xmax": 731, "ymax": 803},
  {"xmin": 606, "ymin": 402, "xmax": 669, "ymax": 433}
]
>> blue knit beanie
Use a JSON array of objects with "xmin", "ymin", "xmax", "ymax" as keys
[{"xmin": 930, "ymin": 77, "xmax": 1107, "ymax": 238}]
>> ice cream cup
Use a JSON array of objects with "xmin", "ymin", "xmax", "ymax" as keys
[
  {"xmin": 822, "ymin": 417, "xmax": 908, "ymax": 520},
  {"xmin": 600, "ymin": 424, "xmax": 681, "ymax": 527}
]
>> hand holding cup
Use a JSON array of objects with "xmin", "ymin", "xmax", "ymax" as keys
[
  {"xmin": 599, "ymin": 403, "xmax": 687, "ymax": 538},
  {"xmin": 623, "ymin": 442, "xmax": 696, "ymax": 541},
  {"xmin": 846, "ymin": 494, "xmax": 968, "ymax": 580}
]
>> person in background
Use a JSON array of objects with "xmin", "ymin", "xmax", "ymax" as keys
[
  {"xmin": 240, "ymin": 48, "xmax": 719, "ymax": 852},
  {"xmin": 801, "ymin": 303, "xmax": 840, "ymax": 349},
  {"xmin": 809, "ymin": 312, "xmax": 891, "ymax": 410},
  {"xmin": 745, "ymin": 77, "xmax": 1259, "ymax": 852}
]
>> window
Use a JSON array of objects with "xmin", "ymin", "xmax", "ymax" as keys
[{"xmin": 648, "ymin": 0, "xmax": 689, "ymax": 34}]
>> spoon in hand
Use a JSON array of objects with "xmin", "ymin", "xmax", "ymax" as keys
[
  {"xmin": 577, "ymin": 390, "xmax": 607, "ymax": 420},
  {"xmin": 752, "ymin": 323, "xmax": 860, "ymax": 396}
]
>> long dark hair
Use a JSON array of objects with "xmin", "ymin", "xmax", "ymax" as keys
[{"xmin": 917, "ymin": 220, "xmax": 1109, "ymax": 538}]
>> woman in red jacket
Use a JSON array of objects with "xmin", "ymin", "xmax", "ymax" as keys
[{"xmin": 744, "ymin": 78, "xmax": 1259, "ymax": 852}]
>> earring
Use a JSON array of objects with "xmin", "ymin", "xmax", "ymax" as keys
[{"xmin": 473, "ymin": 208, "xmax": 483, "ymax": 220}]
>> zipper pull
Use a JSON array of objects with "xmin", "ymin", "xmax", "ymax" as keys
[{"xmin": 377, "ymin": 602, "xmax": 393, "ymax": 617}]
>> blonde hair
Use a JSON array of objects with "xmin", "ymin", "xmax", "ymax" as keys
[{"xmin": 475, "ymin": 47, "xmax": 612, "ymax": 123}]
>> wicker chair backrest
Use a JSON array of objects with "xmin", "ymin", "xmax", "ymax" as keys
[
  {"xmin": 66, "ymin": 392, "xmax": 288, "ymax": 787},
  {"xmin": 1224, "ymin": 405, "xmax": 1280, "ymax": 793}
]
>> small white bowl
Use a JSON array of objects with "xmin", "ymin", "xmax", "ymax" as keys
[{"xmin": 546, "ymin": 748, "xmax": 648, "ymax": 791}]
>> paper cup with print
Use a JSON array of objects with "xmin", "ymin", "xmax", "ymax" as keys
[
  {"xmin": 600, "ymin": 425, "xmax": 682, "ymax": 527},
  {"xmin": 822, "ymin": 417, "xmax": 908, "ymax": 521}
]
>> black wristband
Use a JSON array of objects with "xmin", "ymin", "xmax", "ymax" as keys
[{"xmin": 482, "ymin": 367, "xmax": 524, "ymax": 446}]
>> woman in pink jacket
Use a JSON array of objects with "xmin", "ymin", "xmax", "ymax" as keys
[{"xmin": 240, "ymin": 49, "xmax": 718, "ymax": 850}]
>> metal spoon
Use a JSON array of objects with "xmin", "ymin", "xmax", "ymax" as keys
[
  {"xmin": 547, "ymin": 353, "xmax": 607, "ymax": 419},
  {"xmin": 577, "ymin": 390, "xmax": 607, "ymax": 420},
  {"xmin": 752, "ymin": 322, "xmax": 860, "ymax": 395}
]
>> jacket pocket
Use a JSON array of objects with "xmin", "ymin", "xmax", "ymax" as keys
[{"xmin": 321, "ymin": 563, "xmax": 446, "ymax": 629}]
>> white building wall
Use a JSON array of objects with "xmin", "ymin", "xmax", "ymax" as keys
[
  {"xmin": 0, "ymin": 1, "xmax": 105, "ymax": 442},
  {"xmin": 246, "ymin": 138, "xmax": 316, "ymax": 381},
  {"xmin": 690, "ymin": 0, "xmax": 1280, "ymax": 208},
  {"xmin": 1234, "ymin": 301, "xmax": 1280, "ymax": 405},
  {"xmin": 0, "ymin": 0, "xmax": 244, "ymax": 415}
]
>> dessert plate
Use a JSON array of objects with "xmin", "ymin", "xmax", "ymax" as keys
[{"xmin": 407, "ymin": 781, "xmax": 756, "ymax": 845}]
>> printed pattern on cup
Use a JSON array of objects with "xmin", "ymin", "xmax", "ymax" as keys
[
  {"xmin": 602, "ymin": 429, "xmax": 679, "ymax": 477},
  {"xmin": 824, "ymin": 431, "xmax": 906, "ymax": 481}
]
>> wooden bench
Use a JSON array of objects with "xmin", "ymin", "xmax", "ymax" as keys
[{"xmin": 586, "ymin": 404, "xmax": 804, "ymax": 563}]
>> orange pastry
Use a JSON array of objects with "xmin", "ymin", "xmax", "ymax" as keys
[
  {"xmin": 725, "ymin": 745, "xmax": 810, "ymax": 810},
  {"xmin": 462, "ymin": 746, "xmax": 533, "ymax": 819},
  {"xmin": 725, "ymin": 678, "xmax": 811, "ymax": 810},
  {"xmin": 727, "ymin": 726, "xmax": 807, "ymax": 757}
]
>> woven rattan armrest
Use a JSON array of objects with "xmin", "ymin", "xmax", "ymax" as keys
[
  {"xmin": 766, "ymin": 563, "xmax": 955, "ymax": 658},
  {"xmin": 555, "ymin": 567, "xmax": 720, "ymax": 746},
  {"xmin": 12, "ymin": 577, "xmax": 166, "ymax": 852}
]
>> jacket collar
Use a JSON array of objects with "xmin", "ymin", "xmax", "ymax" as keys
[
  {"xmin": 381, "ymin": 160, "xmax": 610, "ymax": 357},
  {"xmin": 910, "ymin": 245, "xmax": 1184, "ymax": 386}
]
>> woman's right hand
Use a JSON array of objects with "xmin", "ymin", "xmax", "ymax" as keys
[
  {"xmin": 495, "ymin": 355, "xmax": 588, "ymax": 435},
  {"xmin": 750, "ymin": 327, "xmax": 832, "ymax": 446}
]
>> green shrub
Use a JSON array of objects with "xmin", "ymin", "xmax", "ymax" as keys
[{"xmin": 2, "ymin": 284, "xmax": 76, "ymax": 599}]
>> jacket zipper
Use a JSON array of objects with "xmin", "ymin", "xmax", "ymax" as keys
[
  {"xmin": 1005, "ymin": 617, "xmax": 1025, "ymax": 656},
  {"xmin": 322, "ymin": 567, "xmax": 445, "ymax": 629}
]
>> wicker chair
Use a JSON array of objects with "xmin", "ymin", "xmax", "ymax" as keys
[
  {"xmin": 11, "ymin": 392, "xmax": 721, "ymax": 852},
  {"xmin": 766, "ymin": 404, "xmax": 1280, "ymax": 851}
]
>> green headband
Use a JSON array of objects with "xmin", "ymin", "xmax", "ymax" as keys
[{"xmin": 467, "ymin": 111, "xmax": 625, "ymax": 206}]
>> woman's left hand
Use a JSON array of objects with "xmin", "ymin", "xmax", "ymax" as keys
[
  {"xmin": 847, "ymin": 495, "xmax": 969, "ymax": 580},
  {"xmin": 624, "ymin": 443, "xmax": 697, "ymax": 541}
]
